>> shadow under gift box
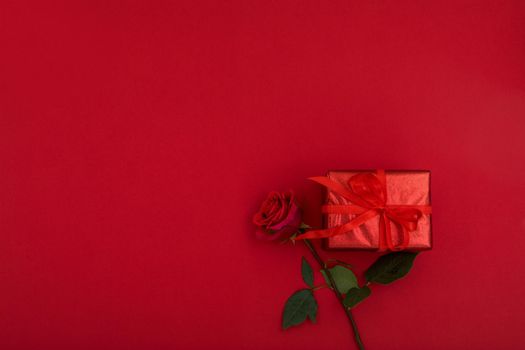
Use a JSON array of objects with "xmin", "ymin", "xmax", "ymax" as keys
[{"xmin": 323, "ymin": 170, "xmax": 432, "ymax": 251}]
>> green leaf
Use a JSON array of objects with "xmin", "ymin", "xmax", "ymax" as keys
[
  {"xmin": 282, "ymin": 289, "xmax": 318, "ymax": 330},
  {"xmin": 301, "ymin": 257, "xmax": 314, "ymax": 288},
  {"xmin": 343, "ymin": 286, "xmax": 371, "ymax": 308},
  {"xmin": 321, "ymin": 265, "xmax": 358, "ymax": 294},
  {"xmin": 365, "ymin": 252, "xmax": 418, "ymax": 285}
]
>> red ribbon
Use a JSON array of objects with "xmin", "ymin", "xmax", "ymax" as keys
[{"xmin": 296, "ymin": 170, "xmax": 432, "ymax": 251}]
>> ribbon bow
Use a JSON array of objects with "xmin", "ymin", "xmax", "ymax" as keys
[{"xmin": 296, "ymin": 170, "xmax": 432, "ymax": 251}]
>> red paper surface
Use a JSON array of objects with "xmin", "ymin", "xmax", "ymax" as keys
[{"xmin": 1, "ymin": 1, "xmax": 525, "ymax": 349}]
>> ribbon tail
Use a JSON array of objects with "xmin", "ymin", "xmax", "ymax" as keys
[
  {"xmin": 378, "ymin": 213, "xmax": 388, "ymax": 252},
  {"xmin": 385, "ymin": 218, "xmax": 410, "ymax": 251},
  {"xmin": 308, "ymin": 176, "xmax": 373, "ymax": 208},
  {"xmin": 384, "ymin": 214, "xmax": 396, "ymax": 251},
  {"xmin": 295, "ymin": 209, "xmax": 379, "ymax": 240}
]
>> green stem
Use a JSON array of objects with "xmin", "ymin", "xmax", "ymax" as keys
[
  {"xmin": 311, "ymin": 284, "xmax": 329, "ymax": 291},
  {"xmin": 303, "ymin": 239, "xmax": 365, "ymax": 350}
]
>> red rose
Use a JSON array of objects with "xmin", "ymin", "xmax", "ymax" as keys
[{"xmin": 253, "ymin": 191, "xmax": 302, "ymax": 241}]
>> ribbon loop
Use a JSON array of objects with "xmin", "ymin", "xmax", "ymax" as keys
[{"xmin": 347, "ymin": 172, "xmax": 386, "ymax": 208}]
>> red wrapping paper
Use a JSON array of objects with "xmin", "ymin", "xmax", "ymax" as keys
[{"xmin": 324, "ymin": 170, "xmax": 432, "ymax": 250}]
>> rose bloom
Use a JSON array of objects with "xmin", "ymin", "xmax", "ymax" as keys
[{"xmin": 253, "ymin": 191, "xmax": 302, "ymax": 241}]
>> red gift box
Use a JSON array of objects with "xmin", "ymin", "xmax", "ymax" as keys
[{"xmin": 300, "ymin": 170, "xmax": 432, "ymax": 251}]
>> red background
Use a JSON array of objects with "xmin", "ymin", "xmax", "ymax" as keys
[{"xmin": 1, "ymin": 1, "xmax": 525, "ymax": 349}]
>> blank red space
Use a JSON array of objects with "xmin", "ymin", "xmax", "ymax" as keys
[{"xmin": 1, "ymin": 1, "xmax": 524, "ymax": 349}]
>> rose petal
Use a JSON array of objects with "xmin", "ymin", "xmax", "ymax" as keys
[
  {"xmin": 268, "ymin": 199, "xmax": 300, "ymax": 232},
  {"xmin": 254, "ymin": 190, "xmax": 302, "ymax": 242}
]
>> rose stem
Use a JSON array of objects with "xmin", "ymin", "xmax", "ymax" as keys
[{"xmin": 303, "ymin": 239, "xmax": 365, "ymax": 350}]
